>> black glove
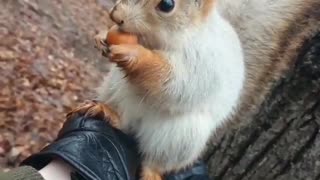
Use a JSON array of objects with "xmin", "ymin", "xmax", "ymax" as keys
[
  {"xmin": 164, "ymin": 161, "xmax": 210, "ymax": 180},
  {"xmin": 20, "ymin": 102, "xmax": 210, "ymax": 180},
  {"xmin": 21, "ymin": 114, "xmax": 140, "ymax": 180}
]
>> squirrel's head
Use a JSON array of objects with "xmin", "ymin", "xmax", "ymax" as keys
[{"xmin": 109, "ymin": 0, "xmax": 215, "ymax": 49}]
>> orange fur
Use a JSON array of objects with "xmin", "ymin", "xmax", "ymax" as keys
[
  {"xmin": 66, "ymin": 100, "xmax": 120, "ymax": 129},
  {"xmin": 202, "ymin": 0, "xmax": 215, "ymax": 20},
  {"xmin": 141, "ymin": 167, "xmax": 163, "ymax": 180},
  {"xmin": 109, "ymin": 44, "xmax": 171, "ymax": 97}
]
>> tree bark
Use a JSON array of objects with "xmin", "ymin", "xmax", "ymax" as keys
[{"xmin": 204, "ymin": 30, "xmax": 320, "ymax": 180}]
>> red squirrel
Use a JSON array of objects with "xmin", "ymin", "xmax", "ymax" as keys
[
  {"xmin": 75, "ymin": 0, "xmax": 244, "ymax": 179},
  {"xmin": 68, "ymin": 0, "xmax": 320, "ymax": 179}
]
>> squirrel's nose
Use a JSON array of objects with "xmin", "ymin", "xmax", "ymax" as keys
[{"xmin": 110, "ymin": 5, "xmax": 124, "ymax": 26}]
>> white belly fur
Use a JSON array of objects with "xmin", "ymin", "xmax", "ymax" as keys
[{"xmin": 97, "ymin": 66, "xmax": 235, "ymax": 173}]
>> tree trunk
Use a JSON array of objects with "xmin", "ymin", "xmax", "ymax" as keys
[{"xmin": 204, "ymin": 30, "xmax": 320, "ymax": 180}]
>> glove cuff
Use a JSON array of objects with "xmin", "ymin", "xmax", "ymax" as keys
[
  {"xmin": 20, "ymin": 115, "xmax": 139, "ymax": 180},
  {"xmin": 21, "ymin": 138, "xmax": 101, "ymax": 180}
]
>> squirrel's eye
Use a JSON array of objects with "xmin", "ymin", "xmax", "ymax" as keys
[{"xmin": 157, "ymin": 0, "xmax": 175, "ymax": 13}]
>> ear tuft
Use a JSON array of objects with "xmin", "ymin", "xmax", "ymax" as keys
[
  {"xmin": 195, "ymin": 0, "xmax": 201, "ymax": 6},
  {"xmin": 97, "ymin": 0, "xmax": 116, "ymax": 10}
]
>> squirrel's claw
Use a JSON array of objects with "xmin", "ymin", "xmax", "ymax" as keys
[
  {"xmin": 108, "ymin": 44, "xmax": 139, "ymax": 64},
  {"xmin": 94, "ymin": 30, "xmax": 109, "ymax": 51},
  {"xmin": 66, "ymin": 100, "xmax": 121, "ymax": 129}
]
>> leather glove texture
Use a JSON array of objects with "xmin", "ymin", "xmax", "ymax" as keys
[{"xmin": 21, "ymin": 114, "xmax": 140, "ymax": 180}]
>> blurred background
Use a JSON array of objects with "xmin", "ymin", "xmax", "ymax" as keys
[
  {"xmin": 0, "ymin": 0, "xmax": 114, "ymax": 170},
  {"xmin": 1, "ymin": 1, "xmax": 320, "ymax": 179}
]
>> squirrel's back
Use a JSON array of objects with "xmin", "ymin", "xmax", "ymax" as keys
[{"xmin": 217, "ymin": 0, "xmax": 320, "ymax": 128}]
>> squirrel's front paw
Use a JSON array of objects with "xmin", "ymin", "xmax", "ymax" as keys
[
  {"xmin": 108, "ymin": 44, "xmax": 146, "ymax": 69},
  {"xmin": 94, "ymin": 30, "xmax": 109, "ymax": 53}
]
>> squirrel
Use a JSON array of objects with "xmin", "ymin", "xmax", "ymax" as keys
[
  {"xmin": 92, "ymin": 0, "xmax": 244, "ymax": 179},
  {"xmin": 66, "ymin": 0, "xmax": 320, "ymax": 179}
]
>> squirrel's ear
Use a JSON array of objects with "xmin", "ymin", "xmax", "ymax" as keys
[
  {"xmin": 97, "ymin": 0, "xmax": 117, "ymax": 11},
  {"xmin": 195, "ymin": 0, "xmax": 204, "ymax": 8},
  {"xmin": 196, "ymin": 0, "xmax": 215, "ymax": 12}
]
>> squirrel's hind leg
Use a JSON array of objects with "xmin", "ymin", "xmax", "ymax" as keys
[
  {"xmin": 66, "ymin": 100, "xmax": 121, "ymax": 129},
  {"xmin": 140, "ymin": 167, "xmax": 163, "ymax": 180}
]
